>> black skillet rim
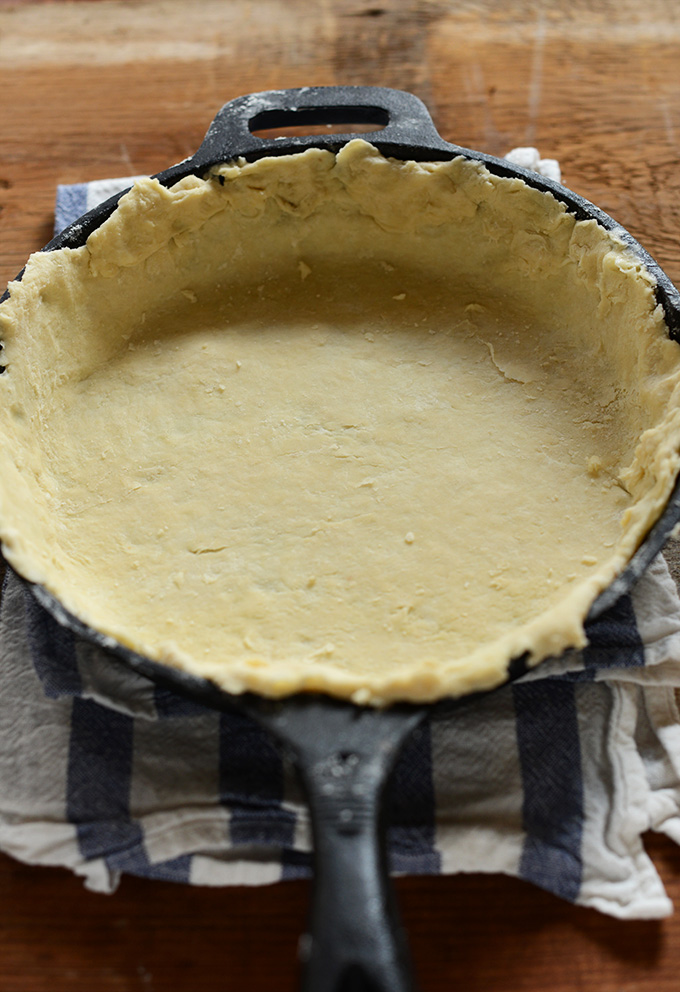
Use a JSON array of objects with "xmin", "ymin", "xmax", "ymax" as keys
[{"xmin": 5, "ymin": 84, "xmax": 680, "ymax": 708}]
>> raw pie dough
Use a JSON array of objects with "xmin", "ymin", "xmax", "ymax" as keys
[{"xmin": 1, "ymin": 140, "xmax": 680, "ymax": 704}]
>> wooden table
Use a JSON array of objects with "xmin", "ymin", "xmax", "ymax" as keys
[{"xmin": 2, "ymin": 1, "xmax": 680, "ymax": 988}]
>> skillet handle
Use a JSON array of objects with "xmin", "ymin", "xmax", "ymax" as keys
[
  {"xmin": 300, "ymin": 755, "xmax": 413, "ymax": 992},
  {"xmin": 246, "ymin": 696, "xmax": 427, "ymax": 992},
  {"xmin": 184, "ymin": 85, "xmax": 451, "ymax": 172}
]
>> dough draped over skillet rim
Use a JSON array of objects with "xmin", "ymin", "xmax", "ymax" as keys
[{"xmin": 1, "ymin": 139, "xmax": 680, "ymax": 705}]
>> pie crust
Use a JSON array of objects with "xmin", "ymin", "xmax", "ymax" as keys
[{"xmin": 1, "ymin": 140, "xmax": 679, "ymax": 704}]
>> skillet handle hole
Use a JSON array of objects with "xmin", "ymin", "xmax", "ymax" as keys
[
  {"xmin": 249, "ymin": 105, "xmax": 389, "ymax": 140},
  {"xmin": 337, "ymin": 963, "xmax": 383, "ymax": 992}
]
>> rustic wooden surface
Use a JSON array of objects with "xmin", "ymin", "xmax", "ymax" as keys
[{"xmin": 3, "ymin": 0, "xmax": 680, "ymax": 989}]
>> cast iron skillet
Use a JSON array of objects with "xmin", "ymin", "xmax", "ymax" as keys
[{"xmin": 6, "ymin": 87, "xmax": 680, "ymax": 992}]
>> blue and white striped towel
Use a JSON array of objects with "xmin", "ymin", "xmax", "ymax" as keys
[{"xmin": 1, "ymin": 158, "xmax": 680, "ymax": 919}]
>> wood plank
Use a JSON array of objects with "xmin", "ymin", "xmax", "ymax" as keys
[
  {"xmin": 2, "ymin": 834, "xmax": 680, "ymax": 991},
  {"xmin": 2, "ymin": 832, "xmax": 680, "ymax": 991}
]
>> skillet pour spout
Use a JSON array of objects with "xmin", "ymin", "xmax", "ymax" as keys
[{"xmin": 6, "ymin": 85, "xmax": 680, "ymax": 991}]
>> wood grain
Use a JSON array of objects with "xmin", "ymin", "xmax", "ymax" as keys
[
  {"xmin": 3, "ymin": 1, "xmax": 680, "ymax": 990},
  {"xmin": 2, "ymin": 834, "xmax": 680, "ymax": 992}
]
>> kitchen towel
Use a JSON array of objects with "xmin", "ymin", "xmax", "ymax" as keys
[{"xmin": 1, "ymin": 152, "xmax": 680, "ymax": 919}]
